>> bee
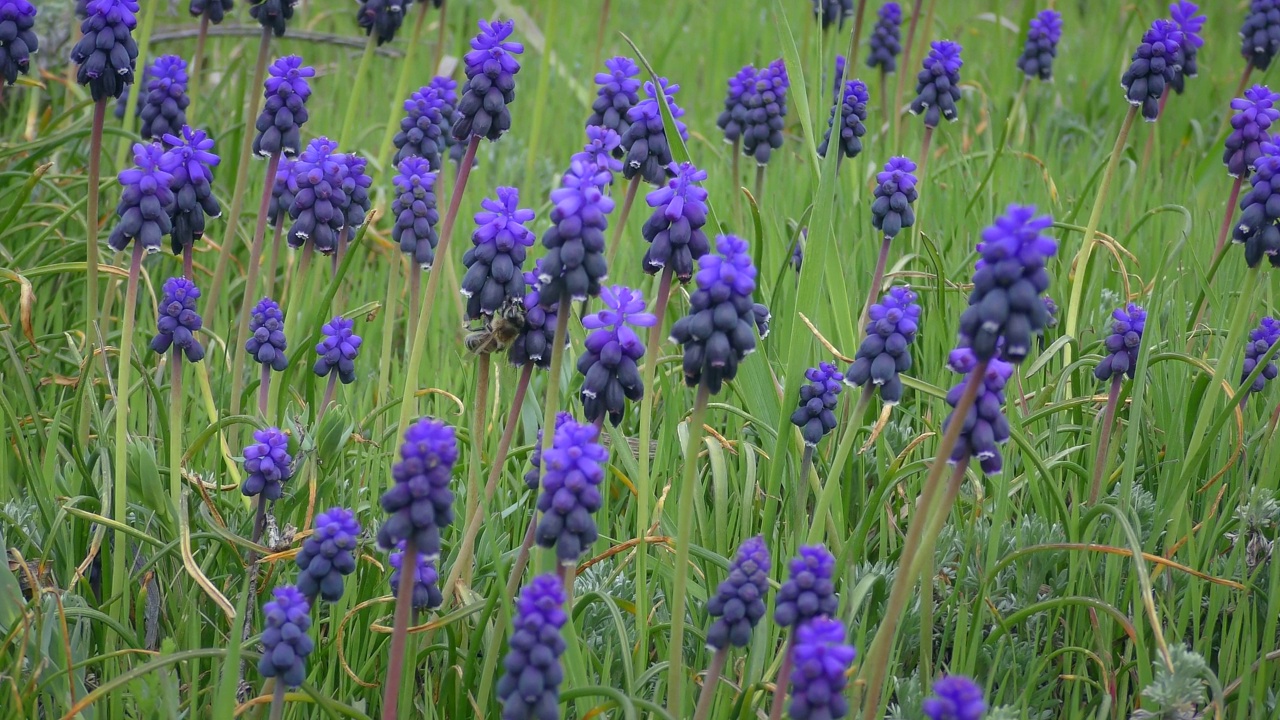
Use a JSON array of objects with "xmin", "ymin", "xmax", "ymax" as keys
[{"xmin": 464, "ymin": 298, "xmax": 527, "ymax": 355}]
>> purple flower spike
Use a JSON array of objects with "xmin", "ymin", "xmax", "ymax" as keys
[
  {"xmin": 1234, "ymin": 141, "xmax": 1280, "ymax": 267},
  {"xmin": 72, "ymin": 0, "xmax": 139, "ymax": 101},
  {"xmin": 1121, "ymin": 19, "xmax": 1184, "ymax": 121},
  {"xmin": 575, "ymin": 126, "xmax": 624, "ymax": 181},
  {"xmin": 537, "ymin": 161, "xmax": 615, "ymax": 306},
  {"xmin": 462, "ymin": 186, "xmax": 537, "ymax": 320},
  {"xmin": 621, "ymin": 78, "xmax": 688, "ymax": 184},
  {"xmin": 1243, "ymin": 317, "xmax": 1280, "ymax": 392},
  {"xmin": 0, "ymin": 0, "xmax": 37, "ymax": 86},
  {"xmin": 910, "ymin": 40, "xmax": 964, "ymax": 128},
  {"xmin": 1225, "ymin": 86, "xmax": 1280, "ymax": 178},
  {"xmin": 287, "ymin": 137, "xmax": 347, "ymax": 255},
  {"xmin": 923, "ymin": 675, "xmax": 987, "ymax": 720},
  {"xmin": 377, "ymin": 418, "xmax": 457, "ymax": 558},
  {"xmin": 867, "ymin": 2, "xmax": 902, "ymax": 72},
  {"xmin": 188, "ymin": 0, "xmax": 233, "ymax": 24},
  {"xmin": 296, "ymin": 507, "xmax": 360, "ymax": 603},
  {"xmin": 508, "ymin": 266, "xmax": 563, "ymax": 369},
  {"xmin": 832, "ymin": 55, "xmax": 846, "ymax": 99},
  {"xmin": 389, "ymin": 541, "xmax": 443, "ymax": 610},
  {"xmin": 576, "ymin": 285, "xmax": 658, "ymax": 426},
  {"xmin": 669, "ymin": 235, "xmax": 761, "ymax": 394},
  {"xmin": 587, "ymin": 56, "xmax": 642, "ymax": 144},
  {"xmin": 138, "ymin": 55, "xmax": 188, "ymax": 141},
  {"xmin": 392, "ymin": 157, "xmax": 440, "ymax": 269},
  {"xmin": 1017, "ymin": 9, "xmax": 1062, "ymax": 81},
  {"xmin": 524, "ymin": 411, "xmax": 574, "ymax": 490},
  {"xmin": 497, "ymin": 575, "xmax": 567, "ymax": 719},
  {"xmin": 944, "ymin": 346, "xmax": 1014, "ymax": 475},
  {"xmin": 774, "ymin": 544, "xmax": 838, "ymax": 628},
  {"xmin": 742, "ymin": 58, "xmax": 790, "ymax": 165},
  {"xmin": 268, "ymin": 158, "xmax": 297, "ymax": 228},
  {"xmin": 337, "ymin": 152, "xmax": 372, "ymax": 230},
  {"xmin": 358, "ymin": 0, "xmax": 406, "ymax": 46},
  {"xmin": 871, "ymin": 156, "xmax": 919, "ymax": 239},
  {"xmin": 163, "ymin": 125, "xmax": 221, "ymax": 255},
  {"xmin": 535, "ymin": 419, "xmax": 607, "ymax": 564},
  {"xmin": 107, "ymin": 142, "xmax": 176, "ymax": 254},
  {"xmin": 705, "ymin": 535, "xmax": 770, "ymax": 650},
  {"xmin": 1094, "ymin": 304, "xmax": 1147, "ymax": 381},
  {"xmin": 247, "ymin": 297, "xmax": 288, "ymax": 371},
  {"xmin": 717, "ymin": 64, "xmax": 757, "ymax": 144},
  {"xmin": 454, "ymin": 18, "xmax": 523, "ymax": 143},
  {"xmin": 846, "ymin": 286, "xmax": 921, "ymax": 405},
  {"xmin": 1242, "ymin": 0, "xmax": 1280, "ymax": 72},
  {"xmin": 813, "ymin": 0, "xmax": 853, "ymax": 30},
  {"xmin": 1043, "ymin": 295, "xmax": 1059, "ymax": 328},
  {"xmin": 1169, "ymin": 1, "xmax": 1205, "ymax": 94},
  {"xmin": 151, "ymin": 277, "xmax": 205, "ymax": 362},
  {"xmin": 249, "ymin": 0, "xmax": 295, "ymax": 37},
  {"xmin": 254, "ymin": 55, "xmax": 314, "ymax": 158},
  {"xmin": 788, "ymin": 618, "xmax": 856, "ymax": 720},
  {"xmin": 241, "ymin": 426, "xmax": 292, "ymax": 499},
  {"xmin": 790, "ymin": 362, "xmax": 844, "ymax": 446},
  {"xmin": 818, "ymin": 78, "xmax": 869, "ymax": 159},
  {"xmin": 642, "ymin": 161, "xmax": 711, "ymax": 282},
  {"xmin": 257, "ymin": 586, "xmax": 312, "ymax": 688},
  {"xmin": 313, "ymin": 316, "xmax": 362, "ymax": 384},
  {"xmin": 394, "ymin": 85, "xmax": 451, "ymax": 170}
]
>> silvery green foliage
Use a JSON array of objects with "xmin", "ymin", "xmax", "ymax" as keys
[
  {"xmin": 1130, "ymin": 646, "xmax": 1211, "ymax": 720},
  {"xmin": 1228, "ymin": 486, "xmax": 1278, "ymax": 570}
]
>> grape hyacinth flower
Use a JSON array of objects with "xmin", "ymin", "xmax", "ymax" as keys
[
  {"xmin": 574, "ymin": 126, "xmax": 624, "ymax": 182},
  {"xmin": 959, "ymin": 205, "xmax": 1058, "ymax": 362},
  {"xmin": 268, "ymin": 158, "xmax": 296, "ymax": 228},
  {"xmin": 188, "ymin": 0, "xmax": 232, "ymax": 24},
  {"xmin": 586, "ymin": 56, "xmax": 642, "ymax": 143},
  {"xmin": 0, "ymin": 0, "xmax": 37, "ymax": 86},
  {"xmin": 621, "ymin": 78, "xmax": 688, "ymax": 184},
  {"xmin": 866, "ymin": 2, "xmax": 902, "ymax": 72},
  {"xmin": 287, "ymin": 137, "xmax": 347, "ymax": 255},
  {"xmin": 394, "ymin": 85, "xmax": 451, "ymax": 169},
  {"xmin": 497, "ymin": 574, "xmax": 567, "ymax": 720},
  {"xmin": 716, "ymin": 65, "xmax": 756, "ymax": 145},
  {"xmin": 461, "ymin": 187, "xmax": 536, "ymax": 320},
  {"xmin": 1225, "ymin": 86, "xmax": 1280, "ymax": 179},
  {"xmin": 577, "ymin": 285, "xmax": 657, "ymax": 426},
  {"xmin": 241, "ymin": 426, "xmax": 292, "ymax": 499},
  {"xmin": 944, "ymin": 346, "xmax": 1014, "ymax": 475},
  {"xmin": 246, "ymin": 297, "xmax": 288, "ymax": 371},
  {"xmin": 534, "ymin": 418, "xmax": 607, "ymax": 563},
  {"xmin": 1016, "ymin": 9, "xmax": 1063, "ymax": 82},
  {"xmin": 337, "ymin": 152, "xmax": 371, "ymax": 231},
  {"xmin": 72, "ymin": 0, "xmax": 139, "ymax": 101},
  {"xmin": 295, "ymin": 507, "xmax": 360, "ymax": 602},
  {"xmin": 669, "ymin": 235, "xmax": 760, "ymax": 394},
  {"xmin": 774, "ymin": 544, "xmax": 839, "ymax": 628},
  {"xmin": 249, "ymin": 0, "xmax": 295, "ymax": 37},
  {"xmin": 846, "ymin": 286, "xmax": 921, "ymax": 404},
  {"xmin": 537, "ymin": 161, "xmax": 614, "ymax": 306},
  {"xmin": 641, "ymin": 161, "xmax": 710, "ymax": 281},
  {"xmin": 453, "ymin": 19, "xmax": 524, "ymax": 143},
  {"xmin": 357, "ymin": 0, "xmax": 405, "ymax": 45},
  {"xmin": 1093, "ymin": 304, "xmax": 1147, "ymax": 381},
  {"xmin": 812, "ymin": 0, "xmax": 853, "ymax": 30},
  {"xmin": 377, "ymin": 418, "xmax": 457, "ymax": 558},
  {"xmin": 705, "ymin": 535, "xmax": 770, "ymax": 650},
  {"xmin": 253, "ymin": 55, "xmax": 314, "ymax": 158},
  {"xmin": 910, "ymin": 40, "xmax": 964, "ymax": 127},
  {"xmin": 313, "ymin": 316, "xmax": 362, "ymax": 384},
  {"xmin": 1242, "ymin": 0, "xmax": 1280, "ymax": 72},
  {"xmin": 138, "ymin": 55, "xmax": 189, "ymax": 141},
  {"xmin": 1243, "ymin": 317, "xmax": 1280, "ymax": 392},
  {"xmin": 523, "ymin": 411, "xmax": 573, "ymax": 490},
  {"xmin": 922, "ymin": 675, "xmax": 987, "ymax": 720},
  {"xmin": 788, "ymin": 618, "xmax": 856, "ymax": 720},
  {"xmin": 389, "ymin": 542, "xmax": 443, "ymax": 610},
  {"xmin": 818, "ymin": 78, "xmax": 869, "ymax": 159},
  {"xmin": 257, "ymin": 586, "xmax": 313, "ymax": 688},
  {"xmin": 1168, "ymin": 1, "xmax": 1205, "ymax": 95},
  {"xmin": 508, "ymin": 267, "xmax": 560, "ymax": 368},
  {"xmin": 150, "ymin": 277, "xmax": 205, "ymax": 361},
  {"xmin": 871, "ymin": 156, "xmax": 918, "ymax": 239},
  {"xmin": 107, "ymin": 142, "xmax": 176, "ymax": 254},
  {"xmin": 392, "ymin": 157, "xmax": 440, "ymax": 269},
  {"xmin": 163, "ymin": 126, "xmax": 221, "ymax": 255},
  {"xmin": 742, "ymin": 59, "xmax": 789, "ymax": 165},
  {"xmin": 790, "ymin": 362, "xmax": 844, "ymax": 446},
  {"xmin": 753, "ymin": 302, "xmax": 772, "ymax": 339},
  {"xmin": 1043, "ymin": 295, "xmax": 1059, "ymax": 328},
  {"xmin": 1234, "ymin": 144, "xmax": 1280, "ymax": 267},
  {"xmin": 832, "ymin": 55, "xmax": 846, "ymax": 100},
  {"xmin": 1120, "ymin": 19, "xmax": 1183, "ymax": 122}
]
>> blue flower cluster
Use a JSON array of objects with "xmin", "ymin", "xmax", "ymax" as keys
[
  {"xmin": 389, "ymin": 542, "xmax": 444, "ymax": 610},
  {"xmin": 241, "ymin": 426, "xmax": 292, "ymax": 499},
  {"xmin": 871, "ymin": 156, "xmax": 918, "ymax": 239},
  {"xmin": 461, "ymin": 187, "xmax": 536, "ymax": 320},
  {"xmin": 705, "ymin": 535, "xmax": 771, "ymax": 650},
  {"xmin": 188, "ymin": 0, "xmax": 232, "ymax": 24},
  {"xmin": 1242, "ymin": 0, "xmax": 1280, "ymax": 72},
  {"xmin": 394, "ymin": 84, "xmax": 451, "ymax": 169},
  {"xmin": 0, "ymin": 0, "xmax": 37, "ymax": 86},
  {"xmin": 1093, "ymin": 304, "xmax": 1147, "ymax": 382},
  {"xmin": 1169, "ymin": 1, "xmax": 1205, "ymax": 94},
  {"xmin": 107, "ymin": 142, "xmax": 175, "ymax": 254},
  {"xmin": 249, "ymin": 0, "xmax": 294, "ymax": 37},
  {"xmin": 669, "ymin": 235, "xmax": 760, "ymax": 394},
  {"xmin": 286, "ymin": 137, "xmax": 346, "ymax": 255},
  {"xmin": 586, "ymin": 56, "xmax": 642, "ymax": 143},
  {"xmin": 923, "ymin": 675, "xmax": 987, "ymax": 720},
  {"xmin": 535, "ymin": 418, "xmax": 607, "ymax": 564},
  {"xmin": 138, "ymin": 55, "xmax": 188, "ymax": 141},
  {"xmin": 508, "ymin": 267, "xmax": 561, "ymax": 369},
  {"xmin": 910, "ymin": 40, "xmax": 964, "ymax": 128},
  {"xmin": 254, "ymin": 55, "xmax": 313, "ymax": 158},
  {"xmin": 378, "ymin": 418, "xmax": 457, "ymax": 558},
  {"xmin": 164, "ymin": 126, "xmax": 221, "ymax": 254},
  {"xmin": 72, "ymin": 0, "xmax": 140, "ymax": 101},
  {"xmin": 537, "ymin": 161, "xmax": 614, "ymax": 305},
  {"xmin": 577, "ymin": 286, "xmax": 656, "ymax": 426},
  {"xmin": 150, "ymin": 277, "xmax": 205, "ymax": 362},
  {"xmin": 497, "ymin": 574, "xmax": 567, "ymax": 720},
  {"xmin": 247, "ymin": 297, "xmax": 288, "ymax": 371},
  {"xmin": 641, "ymin": 161, "xmax": 710, "ymax": 282},
  {"xmin": 392, "ymin": 156, "xmax": 440, "ymax": 269},
  {"xmin": 790, "ymin": 362, "xmax": 843, "ymax": 446},
  {"xmin": 1121, "ymin": 19, "xmax": 1183, "ymax": 121},
  {"xmin": 1016, "ymin": 9, "xmax": 1062, "ymax": 81},
  {"xmin": 357, "ymin": 0, "xmax": 405, "ymax": 45},
  {"xmin": 846, "ymin": 286, "xmax": 921, "ymax": 405},
  {"xmin": 524, "ymin": 411, "xmax": 573, "ymax": 490},
  {"xmin": 258, "ymin": 586, "xmax": 313, "ymax": 688},
  {"xmin": 774, "ymin": 545, "xmax": 839, "ymax": 628},
  {"xmin": 866, "ymin": 2, "xmax": 902, "ymax": 72},
  {"xmin": 716, "ymin": 65, "xmax": 757, "ymax": 145},
  {"xmin": 621, "ymin": 78, "xmax": 687, "ymax": 184},
  {"xmin": 313, "ymin": 316, "xmax": 362, "ymax": 384},
  {"xmin": 944, "ymin": 346, "xmax": 1014, "ymax": 475},
  {"xmin": 818, "ymin": 78, "xmax": 869, "ymax": 160},
  {"xmin": 741, "ymin": 59, "xmax": 789, "ymax": 165},
  {"xmin": 788, "ymin": 618, "xmax": 855, "ymax": 720},
  {"xmin": 1243, "ymin": 317, "xmax": 1280, "ymax": 393},
  {"xmin": 1225, "ymin": 86, "xmax": 1280, "ymax": 178},
  {"xmin": 454, "ymin": 19, "xmax": 523, "ymax": 142},
  {"xmin": 296, "ymin": 506, "xmax": 360, "ymax": 603},
  {"xmin": 1233, "ymin": 142, "xmax": 1280, "ymax": 267}
]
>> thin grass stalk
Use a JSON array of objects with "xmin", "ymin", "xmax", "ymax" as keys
[
  {"xmin": 1236, "ymin": 64, "xmax": 1256, "ymax": 99},
  {"xmin": 188, "ymin": 15, "xmax": 211, "ymax": 121},
  {"xmin": 666, "ymin": 381, "xmax": 712, "ymax": 716},
  {"xmin": 1215, "ymin": 176, "xmax": 1244, "ymax": 257},
  {"xmin": 808, "ymin": 386, "xmax": 873, "ymax": 544},
  {"xmin": 1140, "ymin": 89, "xmax": 1170, "ymax": 175},
  {"xmin": 754, "ymin": 164, "xmax": 765, "ymax": 208},
  {"xmin": 319, "ymin": 374, "xmax": 338, "ymax": 422},
  {"xmin": 692, "ymin": 647, "xmax": 728, "ymax": 720},
  {"xmin": 892, "ymin": 0, "xmax": 925, "ymax": 149},
  {"xmin": 264, "ymin": 223, "xmax": 285, "ymax": 299},
  {"xmin": 731, "ymin": 138, "xmax": 742, "ymax": 221},
  {"xmin": 593, "ymin": 0, "xmax": 612, "ymax": 71},
  {"xmin": 857, "ymin": 236, "xmax": 892, "ymax": 331},
  {"xmin": 382, "ymin": 538, "xmax": 418, "ymax": 720},
  {"xmin": 374, "ymin": 0, "xmax": 435, "ymax": 183},
  {"xmin": 86, "ymin": 99, "xmax": 108, "ymax": 366},
  {"xmin": 339, "ymin": 35, "xmax": 378, "ymax": 148},
  {"xmin": 914, "ymin": 455, "xmax": 970, "ymax": 695},
  {"xmin": 797, "ymin": 444, "xmax": 816, "ymax": 535},
  {"xmin": 166, "ymin": 354, "xmax": 184, "ymax": 641},
  {"xmin": 434, "ymin": 0, "xmax": 449, "ymax": 72},
  {"xmin": 229, "ymin": 151, "xmax": 282, "ymax": 424},
  {"xmin": 880, "ymin": 67, "xmax": 890, "ymax": 131},
  {"xmin": 461, "ymin": 353, "xmax": 492, "ymax": 586},
  {"xmin": 1088, "ymin": 375, "xmax": 1124, "ymax": 506},
  {"xmin": 847, "ymin": 0, "xmax": 868, "ymax": 69},
  {"xmin": 408, "ymin": 265, "xmax": 422, "ymax": 335},
  {"xmin": 766, "ymin": 635, "xmax": 796, "ymax": 720},
  {"xmin": 259, "ymin": 365, "xmax": 270, "ymax": 417},
  {"xmin": 607, "ymin": 176, "xmax": 642, "ymax": 269},
  {"xmin": 268, "ymin": 682, "xmax": 286, "ymax": 720},
  {"xmin": 965, "ymin": 76, "xmax": 1029, "ymax": 219},
  {"xmin": 183, "ymin": 245, "xmax": 194, "ymax": 280},
  {"xmin": 522, "ymin": 0, "xmax": 558, "ymax": 193},
  {"xmin": 374, "ymin": 253, "xmax": 405, "ymax": 413}
]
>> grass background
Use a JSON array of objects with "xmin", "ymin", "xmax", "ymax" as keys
[{"xmin": 2, "ymin": 0, "xmax": 1280, "ymax": 718}]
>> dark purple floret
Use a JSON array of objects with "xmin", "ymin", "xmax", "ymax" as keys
[
  {"xmin": 621, "ymin": 78, "xmax": 688, "ymax": 184},
  {"xmin": 866, "ymin": 2, "xmax": 902, "ymax": 72},
  {"xmin": 296, "ymin": 507, "xmax": 360, "ymax": 603},
  {"xmin": 287, "ymin": 137, "xmax": 347, "ymax": 255},
  {"xmin": 524, "ymin": 411, "xmax": 573, "ymax": 490},
  {"xmin": 832, "ymin": 55, "xmax": 846, "ymax": 100},
  {"xmin": 508, "ymin": 267, "xmax": 561, "ymax": 369},
  {"xmin": 138, "ymin": 55, "xmax": 188, "ymax": 141},
  {"xmin": 944, "ymin": 346, "xmax": 1013, "ymax": 475},
  {"xmin": 537, "ymin": 161, "xmax": 614, "ymax": 306},
  {"xmin": 253, "ymin": 55, "xmax": 314, "ymax": 158},
  {"xmin": 641, "ymin": 161, "xmax": 710, "ymax": 282},
  {"xmin": 107, "ymin": 142, "xmax": 176, "ymax": 254},
  {"xmin": 535, "ymin": 418, "xmax": 607, "ymax": 564},
  {"xmin": 1169, "ymin": 2, "xmax": 1205, "ymax": 94},
  {"xmin": 818, "ymin": 78, "xmax": 869, "ymax": 159},
  {"xmin": 188, "ymin": 0, "xmax": 233, "ymax": 24},
  {"xmin": 246, "ymin": 297, "xmax": 288, "ymax": 371},
  {"xmin": 497, "ymin": 574, "xmax": 567, "ymax": 720},
  {"xmin": 574, "ymin": 126, "xmax": 624, "ymax": 182},
  {"xmin": 392, "ymin": 156, "xmax": 440, "ymax": 269},
  {"xmin": 462, "ymin": 186, "xmax": 536, "ymax": 320},
  {"xmin": 357, "ymin": 0, "xmax": 405, "ymax": 45},
  {"xmin": 1224, "ymin": 86, "xmax": 1280, "ymax": 178},
  {"xmin": 1243, "ymin": 317, "xmax": 1280, "ymax": 392},
  {"xmin": 753, "ymin": 302, "xmax": 772, "ymax": 339},
  {"xmin": 923, "ymin": 675, "xmax": 987, "ymax": 720},
  {"xmin": 870, "ymin": 156, "xmax": 918, "ymax": 239},
  {"xmin": 1093, "ymin": 303, "xmax": 1147, "ymax": 381},
  {"xmin": 241, "ymin": 426, "xmax": 292, "ymax": 499},
  {"xmin": 669, "ymin": 235, "xmax": 760, "ymax": 394},
  {"xmin": 705, "ymin": 535, "xmax": 770, "ymax": 650},
  {"xmin": 150, "ymin": 276, "xmax": 205, "ymax": 362},
  {"xmin": 790, "ymin": 362, "xmax": 844, "ymax": 446},
  {"xmin": 377, "ymin": 418, "xmax": 457, "ymax": 558},
  {"xmin": 788, "ymin": 618, "xmax": 855, "ymax": 720},
  {"xmin": 1242, "ymin": 0, "xmax": 1280, "ymax": 72},
  {"xmin": 1233, "ymin": 142, "xmax": 1280, "ymax": 267},
  {"xmin": 586, "ymin": 56, "xmax": 642, "ymax": 144},
  {"xmin": 394, "ymin": 84, "xmax": 452, "ymax": 170},
  {"xmin": 742, "ymin": 59, "xmax": 789, "ymax": 165},
  {"xmin": 453, "ymin": 18, "xmax": 523, "ymax": 143},
  {"xmin": 337, "ymin": 152, "xmax": 372, "ymax": 230},
  {"xmin": 1043, "ymin": 295, "xmax": 1059, "ymax": 328},
  {"xmin": 313, "ymin": 316, "xmax": 362, "ymax": 384},
  {"xmin": 71, "ymin": 0, "xmax": 140, "ymax": 101},
  {"xmin": 257, "ymin": 586, "xmax": 312, "ymax": 688},
  {"xmin": 910, "ymin": 40, "xmax": 963, "ymax": 128},
  {"xmin": 389, "ymin": 541, "xmax": 443, "ymax": 610},
  {"xmin": 716, "ymin": 64, "xmax": 757, "ymax": 145},
  {"xmin": 577, "ymin": 286, "xmax": 657, "ymax": 426},
  {"xmin": 0, "ymin": 0, "xmax": 37, "ymax": 86},
  {"xmin": 774, "ymin": 544, "xmax": 839, "ymax": 628},
  {"xmin": 792, "ymin": 230, "xmax": 805, "ymax": 273},
  {"xmin": 1121, "ymin": 19, "xmax": 1183, "ymax": 122},
  {"xmin": 846, "ymin": 286, "xmax": 921, "ymax": 405},
  {"xmin": 268, "ymin": 158, "xmax": 297, "ymax": 228},
  {"xmin": 1017, "ymin": 9, "xmax": 1062, "ymax": 81},
  {"xmin": 163, "ymin": 125, "xmax": 221, "ymax": 255},
  {"xmin": 958, "ymin": 205, "xmax": 1057, "ymax": 362},
  {"xmin": 249, "ymin": 0, "xmax": 295, "ymax": 37},
  {"xmin": 812, "ymin": 0, "xmax": 853, "ymax": 30}
]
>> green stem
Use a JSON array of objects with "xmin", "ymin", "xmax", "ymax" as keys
[
  {"xmin": 382, "ymin": 539, "xmax": 418, "ymax": 720},
  {"xmin": 754, "ymin": 164, "xmax": 765, "ymax": 208},
  {"xmin": 808, "ymin": 387, "xmax": 872, "ymax": 544},
  {"xmin": 229, "ymin": 151, "xmax": 282, "ymax": 426},
  {"xmin": 846, "ymin": 0, "xmax": 868, "ymax": 70},
  {"xmin": 964, "ymin": 76, "xmax": 1029, "ymax": 219},
  {"xmin": 268, "ymin": 682, "xmax": 286, "ymax": 720},
  {"xmin": 264, "ymin": 222, "xmax": 285, "ymax": 300},
  {"xmin": 461, "ymin": 353, "xmax": 491, "ymax": 587},
  {"xmin": 766, "ymin": 635, "xmax": 795, "ymax": 720},
  {"xmin": 796, "ymin": 444, "xmax": 816, "ymax": 540},
  {"xmin": 339, "ymin": 35, "xmax": 378, "ymax": 148},
  {"xmin": 522, "ymin": 0, "xmax": 558, "ymax": 193},
  {"xmin": 911, "ymin": 125, "xmax": 933, "ymax": 254},
  {"xmin": 85, "ymin": 98, "xmax": 106, "ymax": 378},
  {"xmin": 606, "ymin": 176, "xmax": 641, "ymax": 270},
  {"xmin": 892, "ymin": 0, "xmax": 924, "ymax": 151},
  {"xmin": 692, "ymin": 647, "xmax": 727, "ymax": 720},
  {"xmin": 375, "ymin": 253, "xmax": 405, "ymax": 419},
  {"xmin": 1087, "ymin": 375, "xmax": 1123, "ymax": 506},
  {"xmin": 188, "ymin": 15, "xmax": 210, "ymax": 121},
  {"xmin": 857, "ymin": 236, "xmax": 892, "ymax": 335},
  {"xmin": 913, "ymin": 456, "xmax": 970, "ymax": 697}
]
